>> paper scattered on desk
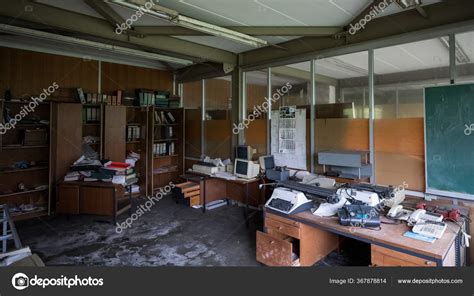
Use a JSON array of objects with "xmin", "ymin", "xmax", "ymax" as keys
[{"xmin": 403, "ymin": 231, "xmax": 436, "ymax": 243}]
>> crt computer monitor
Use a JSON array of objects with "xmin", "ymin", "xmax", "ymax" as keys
[
  {"xmin": 259, "ymin": 155, "xmax": 275, "ymax": 170},
  {"xmin": 235, "ymin": 145, "xmax": 253, "ymax": 160},
  {"xmin": 234, "ymin": 159, "xmax": 259, "ymax": 179}
]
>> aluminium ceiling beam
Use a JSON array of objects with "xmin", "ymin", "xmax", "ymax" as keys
[
  {"xmin": 134, "ymin": 26, "xmax": 342, "ymax": 36},
  {"xmin": 84, "ymin": 0, "xmax": 125, "ymax": 28},
  {"xmin": 0, "ymin": 0, "xmax": 237, "ymax": 64},
  {"xmin": 240, "ymin": 0, "xmax": 474, "ymax": 70}
]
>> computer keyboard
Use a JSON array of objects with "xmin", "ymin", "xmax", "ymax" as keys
[{"xmin": 268, "ymin": 198, "xmax": 293, "ymax": 212}]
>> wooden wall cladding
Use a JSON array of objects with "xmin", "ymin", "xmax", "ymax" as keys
[
  {"xmin": 183, "ymin": 81, "xmax": 201, "ymax": 108},
  {"xmin": 205, "ymin": 79, "xmax": 231, "ymax": 110},
  {"xmin": 184, "ymin": 109, "xmax": 201, "ymax": 159},
  {"xmin": 315, "ymin": 118, "xmax": 369, "ymax": 152},
  {"xmin": 245, "ymin": 119, "xmax": 267, "ymax": 157},
  {"xmin": 204, "ymin": 120, "xmax": 232, "ymax": 159},
  {"xmin": 247, "ymin": 83, "xmax": 267, "ymax": 108},
  {"xmin": 374, "ymin": 118, "xmax": 425, "ymax": 191},
  {"xmin": 0, "ymin": 47, "xmax": 99, "ymax": 97},
  {"xmin": 101, "ymin": 62, "xmax": 173, "ymax": 94}
]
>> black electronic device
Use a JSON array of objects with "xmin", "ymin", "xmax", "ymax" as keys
[
  {"xmin": 338, "ymin": 204, "xmax": 380, "ymax": 228},
  {"xmin": 278, "ymin": 180, "xmax": 336, "ymax": 201}
]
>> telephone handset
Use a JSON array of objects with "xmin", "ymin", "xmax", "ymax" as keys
[{"xmin": 408, "ymin": 209, "xmax": 443, "ymax": 225}]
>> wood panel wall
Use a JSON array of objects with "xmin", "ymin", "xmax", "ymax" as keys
[
  {"xmin": 375, "ymin": 118, "xmax": 425, "ymax": 191},
  {"xmin": 101, "ymin": 62, "xmax": 173, "ymax": 94},
  {"xmin": 0, "ymin": 47, "xmax": 99, "ymax": 97}
]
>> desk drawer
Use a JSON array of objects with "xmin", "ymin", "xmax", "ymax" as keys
[
  {"xmin": 371, "ymin": 245, "xmax": 436, "ymax": 267},
  {"xmin": 266, "ymin": 213, "xmax": 301, "ymax": 228},
  {"xmin": 266, "ymin": 217, "xmax": 301, "ymax": 239},
  {"xmin": 256, "ymin": 231, "xmax": 300, "ymax": 266}
]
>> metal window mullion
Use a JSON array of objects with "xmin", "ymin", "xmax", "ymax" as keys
[
  {"xmin": 240, "ymin": 69, "xmax": 246, "ymax": 145},
  {"xmin": 368, "ymin": 49, "xmax": 375, "ymax": 184},
  {"xmin": 449, "ymin": 33, "xmax": 456, "ymax": 84},
  {"xmin": 266, "ymin": 68, "xmax": 272, "ymax": 155},
  {"xmin": 201, "ymin": 79, "xmax": 206, "ymax": 158},
  {"xmin": 310, "ymin": 59, "xmax": 316, "ymax": 173}
]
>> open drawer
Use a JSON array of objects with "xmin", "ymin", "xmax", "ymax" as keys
[{"xmin": 256, "ymin": 231, "xmax": 300, "ymax": 266}]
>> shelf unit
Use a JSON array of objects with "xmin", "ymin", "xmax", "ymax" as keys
[
  {"xmin": 0, "ymin": 99, "xmax": 52, "ymax": 221},
  {"xmin": 125, "ymin": 106, "xmax": 150, "ymax": 197},
  {"xmin": 149, "ymin": 107, "xmax": 184, "ymax": 193},
  {"xmin": 82, "ymin": 103, "xmax": 103, "ymax": 158}
]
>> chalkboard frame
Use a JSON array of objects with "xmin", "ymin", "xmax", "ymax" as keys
[{"xmin": 424, "ymin": 83, "xmax": 474, "ymax": 201}]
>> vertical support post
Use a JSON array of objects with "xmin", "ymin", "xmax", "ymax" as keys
[
  {"xmin": 266, "ymin": 68, "xmax": 272, "ymax": 155},
  {"xmin": 239, "ymin": 69, "xmax": 246, "ymax": 145},
  {"xmin": 173, "ymin": 73, "xmax": 177, "ymax": 95},
  {"xmin": 368, "ymin": 49, "xmax": 376, "ymax": 184},
  {"xmin": 98, "ymin": 60, "xmax": 102, "ymax": 93},
  {"xmin": 201, "ymin": 79, "xmax": 206, "ymax": 158},
  {"xmin": 395, "ymin": 88, "xmax": 400, "ymax": 118},
  {"xmin": 449, "ymin": 33, "xmax": 456, "ymax": 85},
  {"xmin": 310, "ymin": 59, "xmax": 316, "ymax": 173},
  {"xmin": 178, "ymin": 83, "xmax": 183, "ymax": 107}
]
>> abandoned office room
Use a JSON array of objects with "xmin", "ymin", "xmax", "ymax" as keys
[{"xmin": 0, "ymin": 0, "xmax": 473, "ymax": 268}]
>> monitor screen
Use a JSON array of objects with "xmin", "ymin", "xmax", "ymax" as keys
[
  {"xmin": 236, "ymin": 146, "xmax": 248, "ymax": 159},
  {"xmin": 235, "ymin": 160, "xmax": 249, "ymax": 175},
  {"xmin": 264, "ymin": 156, "xmax": 275, "ymax": 170}
]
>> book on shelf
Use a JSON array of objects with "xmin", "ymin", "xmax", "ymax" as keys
[
  {"xmin": 126, "ymin": 125, "xmax": 140, "ymax": 142},
  {"xmin": 77, "ymin": 88, "xmax": 86, "ymax": 104}
]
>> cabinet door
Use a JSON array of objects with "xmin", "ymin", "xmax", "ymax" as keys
[
  {"xmin": 53, "ymin": 103, "xmax": 82, "ymax": 183},
  {"xmin": 57, "ymin": 185, "xmax": 80, "ymax": 214},
  {"xmin": 104, "ymin": 105, "xmax": 126, "ymax": 162}
]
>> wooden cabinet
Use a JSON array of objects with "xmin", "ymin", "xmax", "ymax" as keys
[
  {"xmin": 57, "ymin": 182, "xmax": 130, "ymax": 223},
  {"xmin": 56, "ymin": 184, "xmax": 80, "ymax": 215},
  {"xmin": 256, "ymin": 213, "xmax": 339, "ymax": 267},
  {"xmin": 371, "ymin": 244, "xmax": 456, "ymax": 267},
  {"xmin": 104, "ymin": 105, "xmax": 126, "ymax": 162}
]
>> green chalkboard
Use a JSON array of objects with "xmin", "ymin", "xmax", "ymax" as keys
[{"xmin": 425, "ymin": 84, "xmax": 474, "ymax": 198}]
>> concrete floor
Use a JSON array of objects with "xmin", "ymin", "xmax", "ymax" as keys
[{"xmin": 16, "ymin": 195, "xmax": 368, "ymax": 266}]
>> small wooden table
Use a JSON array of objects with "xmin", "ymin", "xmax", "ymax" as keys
[
  {"xmin": 57, "ymin": 180, "xmax": 133, "ymax": 224},
  {"xmin": 257, "ymin": 208, "xmax": 464, "ymax": 267},
  {"xmin": 180, "ymin": 172, "xmax": 264, "ymax": 227}
]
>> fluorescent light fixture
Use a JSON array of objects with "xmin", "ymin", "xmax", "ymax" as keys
[
  {"xmin": 107, "ymin": 0, "xmax": 268, "ymax": 48},
  {"xmin": 0, "ymin": 24, "xmax": 194, "ymax": 66},
  {"xmin": 395, "ymin": 0, "xmax": 422, "ymax": 9}
]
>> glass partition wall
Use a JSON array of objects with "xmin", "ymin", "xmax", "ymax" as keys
[
  {"xmin": 244, "ymin": 70, "xmax": 269, "ymax": 158},
  {"xmin": 272, "ymin": 62, "xmax": 312, "ymax": 170},
  {"xmin": 204, "ymin": 77, "xmax": 232, "ymax": 160},
  {"xmin": 313, "ymin": 52, "xmax": 370, "ymax": 178},
  {"xmin": 182, "ymin": 81, "xmax": 203, "ymax": 170},
  {"xmin": 374, "ymin": 38, "xmax": 450, "ymax": 192}
]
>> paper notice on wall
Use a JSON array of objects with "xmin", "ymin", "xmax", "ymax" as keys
[{"xmin": 271, "ymin": 107, "xmax": 306, "ymax": 170}]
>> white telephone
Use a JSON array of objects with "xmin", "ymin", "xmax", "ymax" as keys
[
  {"xmin": 387, "ymin": 205, "xmax": 412, "ymax": 220},
  {"xmin": 407, "ymin": 209, "xmax": 443, "ymax": 225}
]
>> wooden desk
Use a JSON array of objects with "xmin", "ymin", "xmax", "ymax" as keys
[
  {"xmin": 257, "ymin": 209, "xmax": 462, "ymax": 267},
  {"xmin": 180, "ymin": 173, "xmax": 264, "ymax": 226},
  {"xmin": 57, "ymin": 181, "xmax": 133, "ymax": 224}
]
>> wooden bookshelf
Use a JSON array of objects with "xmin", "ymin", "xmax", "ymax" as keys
[
  {"xmin": 149, "ymin": 107, "xmax": 184, "ymax": 192},
  {"xmin": 0, "ymin": 99, "xmax": 52, "ymax": 218},
  {"xmin": 82, "ymin": 104, "xmax": 103, "ymax": 158},
  {"xmin": 125, "ymin": 106, "xmax": 150, "ymax": 197}
]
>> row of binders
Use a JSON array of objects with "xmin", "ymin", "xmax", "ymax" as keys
[
  {"xmin": 153, "ymin": 142, "xmax": 175, "ymax": 156},
  {"xmin": 154, "ymin": 110, "xmax": 176, "ymax": 124},
  {"xmin": 78, "ymin": 88, "xmax": 123, "ymax": 105},
  {"xmin": 127, "ymin": 125, "xmax": 141, "ymax": 142},
  {"xmin": 83, "ymin": 107, "xmax": 101, "ymax": 122}
]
